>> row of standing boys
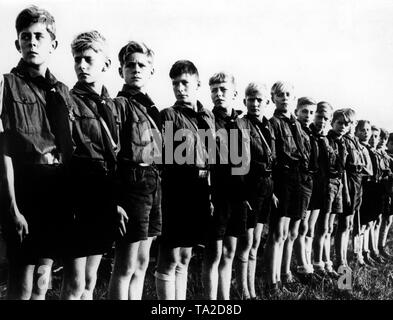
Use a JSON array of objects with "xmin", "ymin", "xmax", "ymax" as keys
[{"xmin": 1, "ymin": 6, "xmax": 393, "ymax": 300}]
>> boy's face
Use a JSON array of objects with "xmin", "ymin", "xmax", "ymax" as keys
[
  {"xmin": 378, "ymin": 136, "xmax": 388, "ymax": 149},
  {"xmin": 209, "ymin": 81, "xmax": 237, "ymax": 110},
  {"xmin": 172, "ymin": 73, "xmax": 200, "ymax": 105},
  {"xmin": 15, "ymin": 22, "xmax": 57, "ymax": 67},
  {"xmin": 355, "ymin": 122, "xmax": 371, "ymax": 143},
  {"xmin": 73, "ymin": 48, "xmax": 109, "ymax": 84},
  {"xmin": 313, "ymin": 110, "xmax": 332, "ymax": 133},
  {"xmin": 369, "ymin": 129, "xmax": 380, "ymax": 148},
  {"xmin": 244, "ymin": 92, "xmax": 269, "ymax": 118},
  {"xmin": 331, "ymin": 115, "xmax": 350, "ymax": 137},
  {"xmin": 387, "ymin": 140, "xmax": 393, "ymax": 153},
  {"xmin": 296, "ymin": 104, "xmax": 316, "ymax": 127},
  {"xmin": 272, "ymin": 87, "xmax": 295, "ymax": 112},
  {"xmin": 119, "ymin": 52, "xmax": 153, "ymax": 91}
]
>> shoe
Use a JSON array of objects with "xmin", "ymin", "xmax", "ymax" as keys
[
  {"xmin": 265, "ymin": 282, "xmax": 281, "ymax": 298},
  {"xmin": 281, "ymin": 272, "xmax": 302, "ymax": 292},
  {"xmin": 296, "ymin": 272, "xmax": 321, "ymax": 287},
  {"xmin": 326, "ymin": 269, "xmax": 340, "ymax": 280},
  {"xmin": 370, "ymin": 252, "xmax": 386, "ymax": 265},
  {"xmin": 363, "ymin": 251, "xmax": 377, "ymax": 267},
  {"xmin": 314, "ymin": 268, "xmax": 327, "ymax": 278}
]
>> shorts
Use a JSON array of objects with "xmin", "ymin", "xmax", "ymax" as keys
[
  {"xmin": 65, "ymin": 166, "xmax": 117, "ymax": 258},
  {"xmin": 246, "ymin": 176, "xmax": 274, "ymax": 228},
  {"xmin": 308, "ymin": 173, "xmax": 325, "ymax": 211},
  {"xmin": 159, "ymin": 167, "xmax": 211, "ymax": 248},
  {"xmin": 343, "ymin": 172, "xmax": 363, "ymax": 217},
  {"xmin": 322, "ymin": 178, "xmax": 343, "ymax": 215},
  {"xmin": 299, "ymin": 172, "xmax": 313, "ymax": 220},
  {"xmin": 382, "ymin": 194, "xmax": 393, "ymax": 217},
  {"xmin": 116, "ymin": 165, "xmax": 162, "ymax": 244},
  {"xmin": 207, "ymin": 198, "xmax": 247, "ymax": 240},
  {"xmin": 360, "ymin": 181, "xmax": 384, "ymax": 225},
  {"xmin": 2, "ymin": 164, "xmax": 70, "ymax": 265},
  {"xmin": 271, "ymin": 167, "xmax": 302, "ymax": 220}
]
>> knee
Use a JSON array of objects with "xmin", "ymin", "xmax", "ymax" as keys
[
  {"xmin": 64, "ymin": 275, "xmax": 85, "ymax": 297},
  {"xmin": 288, "ymin": 229, "xmax": 298, "ymax": 242},
  {"xmin": 222, "ymin": 245, "xmax": 236, "ymax": 261},
  {"xmin": 249, "ymin": 247, "xmax": 258, "ymax": 261},
  {"xmin": 85, "ymin": 270, "xmax": 98, "ymax": 290},
  {"xmin": 136, "ymin": 254, "xmax": 150, "ymax": 273},
  {"xmin": 179, "ymin": 251, "xmax": 192, "ymax": 267}
]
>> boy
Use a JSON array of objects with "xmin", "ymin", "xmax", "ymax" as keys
[
  {"xmin": 336, "ymin": 108, "xmax": 365, "ymax": 271},
  {"xmin": 267, "ymin": 81, "xmax": 309, "ymax": 294},
  {"xmin": 313, "ymin": 107, "xmax": 346, "ymax": 279},
  {"xmin": 378, "ymin": 130, "xmax": 393, "ymax": 259},
  {"xmin": 60, "ymin": 31, "xmax": 123, "ymax": 300},
  {"xmin": 108, "ymin": 41, "xmax": 162, "ymax": 300},
  {"xmin": 0, "ymin": 6, "xmax": 73, "ymax": 299},
  {"xmin": 235, "ymin": 82, "xmax": 276, "ymax": 300},
  {"xmin": 306, "ymin": 102, "xmax": 334, "ymax": 277},
  {"xmin": 156, "ymin": 60, "xmax": 215, "ymax": 300},
  {"xmin": 202, "ymin": 72, "xmax": 246, "ymax": 300}
]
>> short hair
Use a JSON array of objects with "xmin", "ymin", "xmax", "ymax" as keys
[
  {"xmin": 118, "ymin": 41, "xmax": 154, "ymax": 67},
  {"xmin": 316, "ymin": 101, "xmax": 333, "ymax": 114},
  {"xmin": 355, "ymin": 120, "xmax": 371, "ymax": 132},
  {"xmin": 208, "ymin": 72, "xmax": 236, "ymax": 87},
  {"xmin": 71, "ymin": 30, "xmax": 109, "ymax": 58},
  {"xmin": 296, "ymin": 97, "xmax": 317, "ymax": 110},
  {"xmin": 332, "ymin": 108, "xmax": 352, "ymax": 124},
  {"xmin": 244, "ymin": 82, "xmax": 269, "ymax": 98},
  {"xmin": 380, "ymin": 128, "xmax": 389, "ymax": 140},
  {"xmin": 388, "ymin": 133, "xmax": 393, "ymax": 143},
  {"xmin": 16, "ymin": 5, "xmax": 56, "ymax": 40},
  {"xmin": 371, "ymin": 125, "xmax": 380, "ymax": 132},
  {"xmin": 271, "ymin": 81, "xmax": 294, "ymax": 102},
  {"xmin": 342, "ymin": 108, "xmax": 357, "ymax": 123},
  {"xmin": 169, "ymin": 60, "xmax": 199, "ymax": 79}
]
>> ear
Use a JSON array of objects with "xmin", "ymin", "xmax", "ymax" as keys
[
  {"xmin": 233, "ymin": 90, "xmax": 238, "ymax": 99},
  {"xmin": 243, "ymin": 98, "xmax": 246, "ymax": 107},
  {"xmin": 150, "ymin": 66, "xmax": 155, "ymax": 76},
  {"xmin": 294, "ymin": 109, "xmax": 298, "ymax": 116},
  {"xmin": 197, "ymin": 80, "xmax": 201, "ymax": 88},
  {"xmin": 51, "ymin": 40, "xmax": 58, "ymax": 52},
  {"xmin": 118, "ymin": 66, "xmax": 123, "ymax": 79},
  {"xmin": 15, "ymin": 40, "xmax": 21, "ymax": 52},
  {"xmin": 103, "ymin": 58, "xmax": 111, "ymax": 72}
]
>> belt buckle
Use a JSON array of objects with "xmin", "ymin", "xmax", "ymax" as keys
[{"xmin": 199, "ymin": 169, "xmax": 208, "ymax": 179}]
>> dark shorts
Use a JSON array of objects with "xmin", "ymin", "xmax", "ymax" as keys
[
  {"xmin": 207, "ymin": 198, "xmax": 247, "ymax": 240},
  {"xmin": 271, "ymin": 167, "xmax": 302, "ymax": 220},
  {"xmin": 308, "ymin": 173, "xmax": 325, "ymax": 211},
  {"xmin": 116, "ymin": 165, "xmax": 162, "ymax": 244},
  {"xmin": 360, "ymin": 181, "xmax": 384, "ymax": 224},
  {"xmin": 322, "ymin": 178, "xmax": 343, "ymax": 215},
  {"xmin": 2, "ymin": 164, "xmax": 70, "ymax": 265},
  {"xmin": 65, "ymin": 166, "xmax": 117, "ymax": 258},
  {"xmin": 343, "ymin": 172, "xmax": 363, "ymax": 217},
  {"xmin": 159, "ymin": 168, "xmax": 211, "ymax": 248},
  {"xmin": 382, "ymin": 195, "xmax": 393, "ymax": 217},
  {"xmin": 299, "ymin": 172, "xmax": 313, "ymax": 220},
  {"xmin": 246, "ymin": 176, "xmax": 274, "ymax": 227}
]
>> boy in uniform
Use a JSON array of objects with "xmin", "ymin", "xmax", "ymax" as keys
[
  {"xmin": 313, "ymin": 108, "xmax": 347, "ymax": 278},
  {"xmin": 60, "ymin": 31, "xmax": 124, "ymax": 300},
  {"xmin": 267, "ymin": 81, "xmax": 309, "ymax": 294},
  {"xmin": 235, "ymin": 82, "xmax": 276, "ymax": 300},
  {"xmin": 0, "ymin": 6, "xmax": 73, "ymax": 299},
  {"xmin": 156, "ymin": 60, "xmax": 215, "ymax": 300},
  {"xmin": 108, "ymin": 41, "xmax": 162, "ymax": 300},
  {"xmin": 202, "ymin": 72, "xmax": 246, "ymax": 300}
]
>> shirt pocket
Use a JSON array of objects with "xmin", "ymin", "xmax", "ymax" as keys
[
  {"xmin": 72, "ymin": 105, "xmax": 102, "ymax": 146},
  {"xmin": 10, "ymin": 90, "xmax": 42, "ymax": 134},
  {"xmin": 131, "ymin": 119, "xmax": 152, "ymax": 147}
]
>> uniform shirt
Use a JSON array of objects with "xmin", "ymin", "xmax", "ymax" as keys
[
  {"xmin": 343, "ymin": 134, "xmax": 365, "ymax": 175},
  {"xmin": 269, "ymin": 110, "xmax": 309, "ymax": 171},
  {"xmin": 326, "ymin": 130, "xmax": 348, "ymax": 178},
  {"xmin": 116, "ymin": 85, "xmax": 162, "ymax": 165},
  {"xmin": 359, "ymin": 142, "xmax": 374, "ymax": 177},
  {"xmin": 160, "ymin": 101, "xmax": 215, "ymax": 170},
  {"xmin": 70, "ymin": 83, "xmax": 121, "ymax": 171},
  {"xmin": 302, "ymin": 124, "xmax": 319, "ymax": 173},
  {"xmin": 310, "ymin": 123, "xmax": 335, "ymax": 179},
  {"xmin": 0, "ymin": 60, "xmax": 73, "ymax": 163}
]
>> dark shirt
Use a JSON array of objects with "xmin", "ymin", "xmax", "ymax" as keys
[
  {"xmin": 326, "ymin": 130, "xmax": 347, "ymax": 178},
  {"xmin": 343, "ymin": 134, "xmax": 365, "ymax": 175},
  {"xmin": 160, "ymin": 101, "xmax": 215, "ymax": 170},
  {"xmin": 0, "ymin": 60, "xmax": 74, "ymax": 163},
  {"xmin": 116, "ymin": 85, "xmax": 162, "ymax": 165},
  {"xmin": 269, "ymin": 110, "xmax": 309, "ymax": 171},
  {"xmin": 302, "ymin": 124, "xmax": 319, "ymax": 173},
  {"xmin": 70, "ymin": 83, "xmax": 120, "ymax": 172}
]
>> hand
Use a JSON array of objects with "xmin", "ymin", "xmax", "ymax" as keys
[
  {"xmin": 209, "ymin": 201, "xmax": 214, "ymax": 216},
  {"xmin": 272, "ymin": 194, "xmax": 279, "ymax": 208},
  {"xmin": 117, "ymin": 205, "xmax": 129, "ymax": 237},
  {"xmin": 11, "ymin": 207, "xmax": 29, "ymax": 243}
]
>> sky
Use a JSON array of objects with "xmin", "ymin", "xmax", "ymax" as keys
[{"xmin": 1, "ymin": 0, "xmax": 393, "ymax": 131}]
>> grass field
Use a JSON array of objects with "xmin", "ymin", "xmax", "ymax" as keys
[{"xmin": 41, "ymin": 227, "xmax": 393, "ymax": 300}]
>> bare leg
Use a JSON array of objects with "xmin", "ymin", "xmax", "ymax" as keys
[
  {"xmin": 218, "ymin": 236, "xmax": 237, "ymax": 300},
  {"xmin": 60, "ymin": 257, "xmax": 86, "ymax": 300},
  {"xmin": 248, "ymin": 223, "xmax": 264, "ymax": 298},
  {"xmin": 7, "ymin": 263, "xmax": 35, "ymax": 300},
  {"xmin": 235, "ymin": 229, "xmax": 253, "ymax": 299},
  {"xmin": 31, "ymin": 258, "xmax": 53, "ymax": 300},
  {"xmin": 282, "ymin": 219, "xmax": 300, "ymax": 275},
  {"xmin": 81, "ymin": 254, "xmax": 103, "ymax": 300},
  {"xmin": 175, "ymin": 247, "xmax": 193, "ymax": 300},
  {"xmin": 202, "ymin": 239, "xmax": 222, "ymax": 300},
  {"xmin": 155, "ymin": 244, "xmax": 178, "ymax": 300}
]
